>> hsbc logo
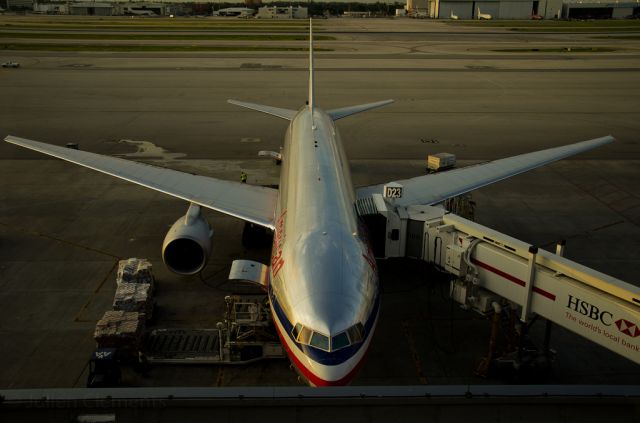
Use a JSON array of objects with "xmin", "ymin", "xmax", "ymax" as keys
[
  {"xmin": 567, "ymin": 295, "xmax": 639, "ymax": 338},
  {"xmin": 566, "ymin": 295, "xmax": 613, "ymax": 325},
  {"xmin": 615, "ymin": 319, "xmax": 640, "ymax": 338}
]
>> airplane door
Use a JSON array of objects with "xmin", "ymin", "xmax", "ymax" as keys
[{"xmin": 362, "ymin": 214, "xmax": 387, "ymax": 258}]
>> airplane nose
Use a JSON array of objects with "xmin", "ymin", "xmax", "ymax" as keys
[
  {"xmin": 305, "ymin": 360, "xmax": 357, "ymax": 387},
  {"xmin": 289, "ymin": 341, "xmax": 375, "ymax": 387}
]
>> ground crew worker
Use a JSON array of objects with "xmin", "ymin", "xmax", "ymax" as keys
[
  {"xmin": 240, "ymin": 171, "xmax": 248, "ymax": 184},
  {"xmin": 136, "ymin": 350, "xmax": 149, "ymax": 376}
]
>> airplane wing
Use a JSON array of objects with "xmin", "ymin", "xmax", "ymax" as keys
[
  {"xmin": 356, "ymin": 136, "xmax": 615, "ymax": 207},
  {"xmin": 5, "ymin": 136, "xmax": 278, "ymax": 229}
]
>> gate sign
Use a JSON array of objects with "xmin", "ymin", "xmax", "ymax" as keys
[{"xmin": 383, "ymin": 182, "xmax": 403, "ymax": 199}]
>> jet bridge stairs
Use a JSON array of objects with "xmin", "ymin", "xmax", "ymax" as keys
[{"xmin": 356, "ymin": 193, "xmax": 640, "ymax": 373}]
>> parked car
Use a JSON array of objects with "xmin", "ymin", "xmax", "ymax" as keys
[{"xmin": 2, "ymin": 62, "xmax": 20, "ymax": 68}]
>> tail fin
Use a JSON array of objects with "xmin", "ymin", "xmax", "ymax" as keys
[
  {"xmin": 227, "ymin": 19, "xmax": 314, "ymax": 122},
  {"xmin": 308, "ymin": 18, "xmax": 314, "ymax": 115}
]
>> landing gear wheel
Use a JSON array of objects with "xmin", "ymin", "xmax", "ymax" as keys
[{"xmin": 242, "ymin": 222, "xmax": 273, "ymax": 249}]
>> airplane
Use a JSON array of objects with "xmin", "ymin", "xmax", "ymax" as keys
[
  {"xmin": 4, "ymin": 20, "xmax": 614, "ymax": 386},
  {"xmin": 477, "ymin": 7, "xmax": 492, "ymax": 19}
]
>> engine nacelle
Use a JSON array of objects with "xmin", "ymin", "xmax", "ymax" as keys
[{"xmin": 162, "ymin": 204, "xmax": 213, "ymax": 275}]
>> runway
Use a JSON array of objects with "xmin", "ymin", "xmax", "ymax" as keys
[{"xmin": 2, "ymin": 67, "xmax": 637, "ymax": 161}]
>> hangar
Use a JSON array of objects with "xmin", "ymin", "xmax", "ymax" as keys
[
  {"xmin": 431, "ymin": 0, "xmax": 563, "ymax": 19},
  {"xmin": 563, "ymin": 0, "xmax": 640, "ymax": 19},
  {"xmin": 70, "ymin": 2, "xmax": 114, "ymax": 16},
  {"xmin": 426, "ymin": 0, "xmax": 638, "ymax": 18},
  {"xmin": 68, "ymin": 2, "xmax": 167, "ymax": 16}
]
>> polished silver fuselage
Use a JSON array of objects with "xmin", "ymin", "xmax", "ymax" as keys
[{"xmin": 269, "ymin": 107, "xmax": 379, "ymax": 383}]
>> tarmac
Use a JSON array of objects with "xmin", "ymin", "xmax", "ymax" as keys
[{"xmin": 0, "ymin": 18, "xmax": 639, "ymax": 390}]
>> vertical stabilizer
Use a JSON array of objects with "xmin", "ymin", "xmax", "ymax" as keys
[{"xmin": 308, "ymin": 18, "xmax": 314, "ymax": 116}]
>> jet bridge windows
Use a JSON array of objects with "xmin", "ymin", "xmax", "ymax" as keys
[{"xmin": 292, "ymin": 322, "xmax": 365, "ymax": 352}]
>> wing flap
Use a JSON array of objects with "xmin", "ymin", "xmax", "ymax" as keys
[
  {"xmin": 5, "ymin": 136, "xmax": 278, "ymax": 229},
  {"xmin": 357, "ymin": 136, "xmax": 615, "ymax": 207}
]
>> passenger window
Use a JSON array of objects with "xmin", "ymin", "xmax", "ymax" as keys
[
  {"xmin": 310, "ymin": 331, "xmax": 330, "ymax": 351},
  {"xmin": 331, "ymin": 332, "xmax": 350, "ymax": 351}
]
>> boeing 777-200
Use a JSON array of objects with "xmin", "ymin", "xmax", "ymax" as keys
[{"xmin": 4, "ymin": 21, "xmax": 614, "ymax": 386}]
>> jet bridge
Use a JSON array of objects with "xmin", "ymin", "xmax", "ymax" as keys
[{"xmin": 356, "ymin": 193, "xmax": 640, "ymax": 366}]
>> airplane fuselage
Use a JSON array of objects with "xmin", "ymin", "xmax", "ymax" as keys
[{"xmin": 268, "ymin": 107, "xmax": 380, "ymax": 386}]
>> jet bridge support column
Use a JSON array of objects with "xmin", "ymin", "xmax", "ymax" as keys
[{"xmin": 520, "ymin": 246, "xmax": 538, "ymax": 323}]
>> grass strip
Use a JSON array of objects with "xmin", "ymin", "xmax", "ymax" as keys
[
  {"xmin": 0, "ymin": 24, "xmax": 321, "ymax": 32},
  {"xmin": 2, "ymin": 19, "xmax": 311, "ymax": 25},
  {"xmin": 0, "ymin": 42, "xmax": 332, "ymax": 52},
  {"xmin": 592, "ymin": 35, "xmax": 640, "ymax": 39},
  {"xmin": 511, "ymin": 27, "xmax": 640, "ymax": 32},
  {"xmin": 447, "ymin": 19, "xmax": 640, "ymax": 28},
  {"xmin": 0, "ymin": 32, "xmax": 335, "ymax": 41},
  {"xmin": 493, "ymin": 47, "xmax": 617, "ymax": 52}
]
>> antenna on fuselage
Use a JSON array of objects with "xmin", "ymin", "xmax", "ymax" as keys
[{"xmin": 308, "ymin": 18, "xmax": 314, "ymax": 122}]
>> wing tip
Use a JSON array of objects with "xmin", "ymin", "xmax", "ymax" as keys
[
  {"xmin": 4, "ymin": 135, "xmax": 27, "ymax": 146},
  {"xmin": 589, "ymin": 134, "xmax": 616, "ymax": 147}
]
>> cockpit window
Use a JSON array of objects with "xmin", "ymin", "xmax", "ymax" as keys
[
  {"xmin": 347, "ymin": 323, "xmax": 364, "ymax": 343},
  {"xmin": 292, "ymin": 323, "xmax": 302, "ymax": 340},
  {"xmin": 310, "ymin": 331, "xmax": 330, "ymax": 351},
  {"xmin": 292, "ymin": 322, "xmax": 365, "ymax": 352},
  {"xmin": 331, "ymin": 332, "xmax": 350, "ymax": 351},
  {"xmin": 297, "ymin": 326, "xmax": 313, "ymax": 344}
]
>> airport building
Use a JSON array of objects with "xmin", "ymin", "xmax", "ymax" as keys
[
  {"xmin": 13, "ymin": 0, "xmax": 640, "ymax": 17},
  {"xmin": 69, "ymin": 2, "xmax": 114, "ymax": 15},
  {"xmin": 68, "ymin": 2, "xmax": 172, "ymax": 15},
  {"xmin": 214, "ymin": 6, "xmax": 255, "ymax": 16},
  {"xmin": 257, "ymin": 5, "xmax": 308, "ymax": 19},
  {"xmin": 413, "ymin": 0, "xmax": 639, "ymax": 18},
  {"xmin": 561, "ymin": 0, "xmax": 639, "ymax": 18},
  {"xmin": 2, "ymin": 0, "xmax": 33, "ymax": 9},
  {"xmin": 428, "ymin": 0, "xmax": 563, "ymax": 19}
]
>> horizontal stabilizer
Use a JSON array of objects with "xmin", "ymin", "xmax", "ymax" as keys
[
  {"xmin": 258, "ymin": 150, "xmax": 282, "ymax": 161},
  {"xmin": 327, "ymin": 99, "xmax": 394, "ymax": 121},
  {"xmin": 228, "ymin": 99, "xmax": 297, "ymax": 121}
]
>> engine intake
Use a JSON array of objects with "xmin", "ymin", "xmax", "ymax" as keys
[{"xmin": 162, "ymin": 204, "xmax": 213, "ymax": 275}]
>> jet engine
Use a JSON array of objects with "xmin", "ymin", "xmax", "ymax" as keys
[{"xmin": 162, "ymin": 204, "xmax": 213, "ymax": 275}]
